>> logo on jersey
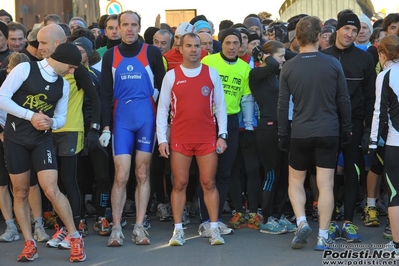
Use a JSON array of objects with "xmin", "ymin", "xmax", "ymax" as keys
[
  {"xmin": 138, "ymin": 136, "xmax": 151, "ymax": 145},
  {"xmin": 127, "ymin": 65, "xmax": 134, "ymax": 71},
  {"xmin": 45, "ymin": 85, "xmax": 50, "ymax": 91},
  {"xmin": 201, "ymin": 86, "xmax": 210, "ymax": 96},
  {"xmin": 23, "ymin": 94, "xmax": 53, "ymax": 112},
  {"xmin": 176, "ymin": 80, "xmax": 187, "ymax": 85}
]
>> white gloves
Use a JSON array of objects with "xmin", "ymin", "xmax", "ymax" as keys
[{"xmin": 99, "ymin": 130, "xmax": 111, "ymax": 147}]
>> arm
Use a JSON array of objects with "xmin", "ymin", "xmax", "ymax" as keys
[
  {"xmin": 249, "ymin": 55, "xmax": 279, "ymax": 85},
  {"xmin": 277, "ymin": 66, "xmax": 290, "ymax": 136},
  {"xmin": 148, "ymin": 46, "xmax": 166, "ymax": 95},
  {"xmin": 335, "ymin": 61, "xmax": 352, "ymax": 133},
  {"xmin": 362, "ymin": 54, "xmax": 377, "ymax": 129},
  {"xmin": 370, "ymin": 70, "xmax": 388, "ymax": 143},
  {"xmin": 100, "ymin": 50, "xmax": 114, "ymax": 128},
  {"xmin": 51, "ymin": 79, "xmax": 70, "ymax": 129},
  {"xmin": 211, "ymin": 67, "xmax": 227, "ymax": 136},
  {"xmin": 240, "ymin": 65, "xmax": 254, "ymax": 131}
]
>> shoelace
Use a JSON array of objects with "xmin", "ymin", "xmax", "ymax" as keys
[
  {"xmin": 328, "ymin": 224, "xmax": 337, "ymax": 234},
  {"xmin": 70, "ymin": 238, "xmax": 82, "ymax": 256},
  {"xmin": 344, "ymin": 224, "xmax": 359, "ymax": 234},
  {"xmin": 22, "ymin": 241, "xmax": 36, "ymax": 255}
]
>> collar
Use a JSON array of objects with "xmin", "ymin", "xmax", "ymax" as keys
[
  {"xmin": 332, "ymin": 43, "xmax": 355, "ymax": 54},
  {"xmin": 220, "ymin": 52, "xmax": 238, "ymax": 63}
]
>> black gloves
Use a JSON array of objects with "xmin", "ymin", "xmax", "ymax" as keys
[
  {"xmin": 241, "ymin": 130, "xmax": 254, "ymax": 148},
  {"xmin": 361, "ymin": 129, "xmax": 371, "ymax": 154},
  {"xmin": 340, "ymin": 131, "xmax": 352, "ymax": 148},
  {"xmin": 87, "ymin": 128, "xmax": 100, "ymax": 152},
  {"xmin": 278, "ymin": 135, "xmax": 290, "ymax": 153},
  {"xmin": 252, "ymin": 45, "xmax": 264, "ymax": 63}
]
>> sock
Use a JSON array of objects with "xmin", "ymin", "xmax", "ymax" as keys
[
  {"xmin": 174, "ymin": 223, "xmax": 183, "ymax": 230},
  {"xmin": 69, "ymin": 231, "xmax": 81, "ymax": 239},
  {"xmin": 367, "ymin": 198, "xmax": 376, "ymax": 207},
  {"xmin": 5, "ymin": 219, "xmax": 16, "ymax": 229},
  {"xmin": 318, "ymin": 229, "xmax": 328, "ymax": 239},
  {"xmin": 296, "ymin": 216, "xmax": 306, "ymax": 227},
  {"xmin": 135, "ymin": 223, "xmax": 143, "ymax": 227},
  {"xmin": 393, "ymin": 241, "xmax": 399, "ymax": 249},
  {"xmin": 34, "ymin": 217, "xmax": 43, "ymax": 228},
  {"xmin": 210, "ymin": 222, "xmax": 218, "ymax": 229}
]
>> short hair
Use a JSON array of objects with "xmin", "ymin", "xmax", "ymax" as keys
[
  {"xmin": 58, "ymin": 23, "xmax": 71, "ymax": 36},
  {"xmin": 7, "ymin": 22, "xmax": 27, "ymax": 37},
  {"xmin": 160, "ymin": 23, "xmax": 173, "ymax": 34},
  {"xmin": 369, "ymin": 27, "xmax": 384, "ymax": 44},
  {"xmin": 105, "ymin": 14, "xmax": 118, "ymax": 27},
  {"xmin": 8, "ymin": 52, "xmax": 30, "ymax": 70},
  {"xmin": 155, "ymin": 29, "xmax": 172, "ymax": 41},
  {"xmin": 262, "ymin": 40, "xmax": 285, "ymax": 55},
  {"xmin": 118, "ymin": 10, "xmax": 141, "ymax": 26},
  {"xmin": 44, "ymin": 14, "xmax": 62, "ymax": 25},
  {"xmin": 378, "ymin": 35, "xmax": 399, "ymax": 61},
  {"xmin": 98, "ymin": 14, "xmax": 109, "ymax": 29},
  {"xmin": 67, "ymin": 27, "xmax": 96, "ymax": 48},
  {"xmin": 219, "ymin": 20, "xmax": 234, "ymax": 31},
  {"xmin": 382, "ymin": 13, "xmax": 399, "ymax": 32},
  {"xmin": 296, "ymin": 16, "xmax": 322, "ymax": 46},
  {"xmin": 180, "ymin": 32, "xmax": 200, "ymax": 46}
]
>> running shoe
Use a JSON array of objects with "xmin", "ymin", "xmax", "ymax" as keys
[
  {"xmin": 315, "ymin": 236, "xmax": 335, "ymax": 251},
  {"xmin": 364, "ymin": 206, "xmax": 379, "ymax": 227},
  {"xmin": 228, "ymin": 212, "xmax": 246, "ymax": 229},
  {"xmin": 278, "ymin": 214, "xmax": 296, "ymax": 232},
  {"xmin": 341, "ymin": 223, "xmax": 361, "ymax": 242},
  {"xmin": 169, "ymin": 228, "xmax": 185, "ymax": 246},
  {"xmin": 248, "ymin": 213, "xmax": 262, "ymax": 230},
  {"xmin": 198, "ymin": 221, "xmax": 211, "ymax": 238},
  {"xmin": 219, "ymin": 221, "xmax": 234, "ymax": 235},
  {"xmin": 291, "ymin": 221, "xmax": 312, "ymax": 249},
  {"xmin": 329, "ymin": 222, "xmax": 341, "ymax": 240},
  {"xmin": 79, "ymin": 219, "xmax": 89, "ymax": 237},
  {"xmin": 34, "ymin": 222, "xmax": 50, "ymax": 242},
  {"xmin": 260, "ymin": 216, "xmax": 287, "ymax": 235},
  {"xmin": 384, "ymin": 219, "xmax": 392, "ymax": 240},
  {"xmin": 143, "ymin": 215, "xmax": 151, "ymax": 230},
  {"xmin": 70, "ymin": 237, "xmax": 86, "ymax": 262},
  {"xmin": 379, "ymin": 241, "xmax": 399, "ymax": 255},
  {"xmin": 17, "ymin": 240, "xmax": 38, "ymax": 262},
  {"xmin": 0, "ymin": 225, "xmax": 20, "ymax": 242},
  {"xmin": 209, "ymin": 227, "xmax": 225, "ymax": 245},
  {"xmin": 46, "ymin": 224, "xmax": 68, "ymax": 248},
  {"xmin": 58, "ymin": 235, "xmax": 71, "ymax": 249},
  {"xmin": 157, "ymin": 203, "xmax": 172, "ymax": 222},
  {"xmin": 107, "ymin": 227, "xmax": 124, "ymax": 247},
  {"xmin": 93, "ymin": 217, "xmax": 111, "ymax": 236},
  {"xmin": 132, "ymin": 225, "xmax": 150, "ymax": 245}
]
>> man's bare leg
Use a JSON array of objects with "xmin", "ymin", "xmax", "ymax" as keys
[
  {"xmin": 111, "ymin": 154, "xmax": 131, "ymax": 227},
  {"xmin": 316, "ymin": 167, "xmax": 334, "ymax": 231},
  {"xmin": 288, "ymin": 166, "xmax": 307, "ymax": 220},
  {"xmin": 134, "ymin": 151, "xmax": 152, "ymax": 224}
]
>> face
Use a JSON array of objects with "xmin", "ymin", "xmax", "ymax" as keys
[
  {"xmin": 119, "ymin": 13, "xmax": 141, "ymax": 44},
  {"xmin": 69, "ymin": 20, "xmax": 83, "ymax": 32},
  {"xmin": 0, "ymin": 30, "xmax": 7, "ymax": 51},
  {"xmin": 8, "ymin": 29, "xmax": 26, "ymax": 52},
  {"xmin": 197, "ymin": 27, "xmax": 211, "ymax": 34},
  {"xmin": 0, "ymin": 16, "xmax": 10, "ymax": 24},
  {"xmin": 247, "ymin": 39, "xmax": 260, "ymax": 55},
  {"xmin": 378, "ymin": 51, "xmax": 387, "ymax": 68},
  {"xmin": 335, "ymin": 25, "xmax": 358, "ymax": 49},
  {"xmin": 375, "ymin": 31, "xmax": 386, "ymax": 44},
  {"xmin": 222, "ymin": 35, "xmax": 240, "ymax": 59},
  {"xmin": 90, "ymin": 28, "xmax": 101, "ymax": 39},
  {"xmin": 37, "ymin": 30, "xmax": 60, "ymax": 58},
  {"xmin": 199, "ymin": 33, "xmax": 213, "ymax": 54},
  {"xmin": 386, "ymin": 21, "xmax": 399, "ymax": 35},
  {"xmin": 356, "ymin": 22, "xmax": 372, "ymax": 44},
  {"xmin": 153, "ymin": 32, "xmax": 170, "ymax": 54},
  {"xmin": 173, "ymin": 34, "xmax": 182, "ymax": 47},
  {"xmin": 105, "ymin": 19, "xmax": 120, "ymax": 40},
  {"xmin": 267, "ymin": 29, "xmax": 275, "ymax": 40},
  {"xmin": 319, "ymin": 32, "xmax": 332, "ymax": 50},
  {"xmin": 272, "ymin": 48, "xmax": 286, "ymax": 69},
  {"xmin": 179, "ymin": 35, "xmax": 201, "ymax": 65},
  {"xmin": 76, "ymin": 45, "xmax": 88, "ymax": 65},
  {"xmin": 249, "ymin": 26, "xmax": 261, "ymax": 38},
  {"xmin": 54, "ymin": 62, "xmax": 78, "ymax": 77},
  {"xmin": 238, "ymin": 33, "xmax": 248, "ymax": 56}
]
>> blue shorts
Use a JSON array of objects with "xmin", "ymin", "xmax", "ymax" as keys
[{"xmin": 112, "ymin": 98, "xmax": 156, "ymax": 155}]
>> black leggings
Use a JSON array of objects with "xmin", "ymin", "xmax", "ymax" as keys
[{"xmin": 384, "ymin": 145, "xmax": 399, "ymax": 207}]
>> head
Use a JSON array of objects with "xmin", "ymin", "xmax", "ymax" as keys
[
  {"xmin": 189, "ymin": 15, "xmax": 207, "ymax": 26},
  {"xmin": 49, "ymin": 42, "xmax": 82, "ymax": 76},
  {"xmin": 174, "ymin": 22, "xmax": 195, "ymax": 47},
  {"xmin": 378, "ymin": 35, "xmax": 399, "ymax": 67},
  {"xmin": 73, "ymin": 36, "xmax": 93, "ymax": 66},
  {"xmin": 179, "ymin": 33, "xmax": 201, "ymax": 67},
  {"xmin": 44, "ymin": 14, "xmax": 62, "ymax": 26},
  {"xmin": 7, "ymin": 22, "xmax": 27, "ymax": 52},
  {"xmin": 369, "ymin": 27, "xmax": 385, "ymax": 46},
  {"xmin": 88, "ymin": 23, "xmax": 101, "ymax": 39},
  {"xmin": 153, "ymin": 29, "xmax": 172, "ymax": 54},
  {"xmin": 104, "ymin": 14, "xmax": 120, "ymax": 40},
  {"xmin": 220, "ymin": 28, "xmax": 242, "ymax": 59},
  {"xmin": 198, "ymin": 32, "xmax": 213, "ymax": 54},
  {"xmin": 118, "ymin": 11, "xmax": 141, "ymax": 44},
  {"xmin": 382, "ymin": 13, "xmax": 399, "ymax": 35},
  {"xmin": 262, "ymin": 40, "xmax": 286, "ymax": 68},
  {"xmin": 337, "ymin": 9, "xmax": 355, "ymax": 20},
  {"xmin": 58, "ymin": 23, "xmax": 71, "ymax": 37},
  {"xmin": 324, "ymin": 18, "xmax": 338, "ymax": 28},
  {"xmin": 69, "ymin": 17, "xmax": 87, "ymax": 33},
  {"xmin": 296, "ymin": 16, "xmax": 322, "ymax": 47},
  {"xmin": 27, "ymin": 26, "xmax": 42, "ymax": 59},
  {"xmin": 335, "ymin": 13, "xmax": 361, "ymax": 49},
  {"xmin": 194, "ymin": 20, "xmax": 211, "ymax": 34},
  {"xmin": 0, "ymin": 9, "xmax": 12, "ymax": 24},
  {"xmin": 37, "ymin": 24, "xmax": 67, "ymax": 58},
  {"xmin": 231, "ymin": 24, "xmax": 249, "ymax": 57},
  {"xmin": 0, "ymin": 22, "xmax": 8, "ymax": 51},
  {"xmin": 320, "ymin": 26, "xmax": 335, "ymax": 50},
  {"xmin": 219, "ymin": 20, "xmax": 234, "ymax": 31},
  {"xmin": 243, "ymin": 17, "xmax": 262, "ymax": 38},
  {"xmin": 7, "ymin": 52, "xmax": 30, "ymax": 73},
  {"xmin": 356, "ymin": 14, "xmax": 373, "ymax": 45},
  {"xmin": 287, "ymin": 17, "xmax": 301, "ymax": 47},
  {"xmin": 144, "ymin": 26, "xmax": 159, "ymax": 44},
  {"xmin": 247, "ymin": 31, "xmax": 261, "ymax": 55}
]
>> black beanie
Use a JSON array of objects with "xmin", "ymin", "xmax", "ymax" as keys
[
  {"xmin": 190, "ymin": 15, "xmax": 207, "ymax": 25},
  {"xmin": 50, "ymin": 43, "xmax": 82, "ymax": 66},
  {"xmin": 73, "ymin": 37, "xmax": 93, "ymax": 58},
  {"xmin": 248, "ymin": 31, "xmax": 260, "ymax": 43},
  {"xmin": 219, "ymin": 28, "xmax": 242, "ymax": 45},
  {"xmin": 144, "ymin": 27, "xmax": 159, "ymax": 44},
  {"xmin": 0, "ymin": 22, "xmax": 8, "ymax": 39},
  {"xmin": 336, "ymin": 13, "xmax": 360, "ymax": 32},
  {"xmin": 231, "ymin": 23, "xmax": 250, "ymax": 37},
  {"xmin": 0, "ymin": 9, "xmax": 13, "ymax": 22}
]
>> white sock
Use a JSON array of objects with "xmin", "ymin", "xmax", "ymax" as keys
[
  {"xmin": 367, "ymin": 198, "xmax": 376, "ymax": 207},
  {"xmin": 69, "ymin": 231, "xmax": 81, "ymax": 239},
  {"xmin": 210, "ymin": 222, "xmax": 218, "ymax": 229},
  {"xmin": 296, "ymin": 216, "xmax": 307, "ymax": 227},
  {"xmin": 174, "ymin": 223, "xmax": 183, "ymax": 230},
  {"xmin": 5, "ymin": 219, "xmax": 16, "ymax": 229},
  {"xmin": 34, "ymin": 217, "xmax": 43, "ymax": 228},
  {"xmin": 318, "ymin": 229, "xmax": 328, "ymax": 239}
]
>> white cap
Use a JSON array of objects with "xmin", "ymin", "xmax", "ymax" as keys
[{"xmin": 175, "ymin": 22, "xmax": 195, "ymax": 36}]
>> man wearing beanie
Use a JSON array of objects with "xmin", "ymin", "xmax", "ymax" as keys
[
  {"xmin": 355, "ymin": 14, "xmax": 373, "ymax": 50},
  {"xmin": 323, "ymin": 11, "xmax": 376, "ymax": 244},
  {"xmin": 198, "ymin": 27, "xmax": 254, "ymax": 238},
  {"xmin": 20, "ymin": 26, "xmax": 42, "ymax": 61},
  {"xmin": 0, "ymin": 9, "xmax": 12, "ymax": 24},
  {"xmin": 0, "ymin": 22, "xmax": 11, "ymax": 67},
  {"xmin": 0, "ymin": 42, "xmax": 87, "ymax": 262},
  {"xmin": 37, "ymin": 24, "xmax": 102, "ymax": 252},
  {"xmin": 243, "ymin": 16, "xmax": 263, "ymax": 40},
  {"xmin": 230, "ymin": 24, "xmax": 250, "ymax": 62}
]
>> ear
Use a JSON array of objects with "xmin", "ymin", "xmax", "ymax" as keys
[{"xmin": 178, "ymin": 45, "xmax": 183, "ymax": 54}]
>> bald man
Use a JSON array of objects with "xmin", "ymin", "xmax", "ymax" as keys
[{"xmin": 198, "ymin": 32, "xmax": 213, "ymax": 54}]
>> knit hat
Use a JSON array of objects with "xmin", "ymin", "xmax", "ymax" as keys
[
  {"xmin": 243, "ymin": 17, "xmax": 262, "ymax": 30},
  {"xmin": 321, "ymin": 26, "xmax": 335, "ymax": 34},
  {"xmin": 73, "ymin": 37, "xmax": 93, "ymax": 58},
  {"xmin": 336, "ymin": 13, "xmax": 361, "ymax": 32},
  {"xmin": 0, "ymin": 9, "xmax": 13, "ymax": 22},
  {"xmin": 190, "ymin": 15, "xmax": 207, "ymax": 25},
  {"xmin": 248, "ymin": 31, "xmax": 260, "ymax": 43},
  {"xmin": 88, "ymin": 23, "xmax": 99, "ymax": 30},
  {"xmin": 50, "ymin": 42, "xmax": 82, "ymax": 66},
  {"xmin": 0, "ymin": 22, "xmax": 8, "ymax": 39},
  {"xmin": 175, "ymin": 22, "xmax": 195, "ymax": 36},
  {"xmin": 219, "ymin": 28, "xmax": 242, "ymax": 45},
  {"xmin": 231, "ymin": 23, "xmax": 250, "ymax": 37},
  {"xmin": 358, "ymin": 14, "xmax": 373, "ymax": 34},
  {"xmin": 194, "ymin": 20, "xmax": 211, "ymax": 33}
]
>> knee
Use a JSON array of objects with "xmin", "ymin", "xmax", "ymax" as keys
[
  {"xmin": 201, "ymin": 179, "xmax": 216, "ymax": 191},
  {"xmin": 173, "ymin": 180, "xmax": 188, "ymax": 192},
  {"xmin": 42, "ymin": 186, "xmax": 59, "ymax": 202},
  {"xmin": 13, "ymin": 187, "xmax": 31, "ymax": 200}
]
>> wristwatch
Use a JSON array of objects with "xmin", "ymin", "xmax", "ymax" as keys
[
  {"xmin": 90, "ymin": 123, "xmax": 101, "ymax": 130},
  {"xmin": 218, "ymin": 133, "xmax": 228, "ymax": 140}
]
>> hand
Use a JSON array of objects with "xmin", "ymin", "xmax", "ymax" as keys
[
  {"xmin": 87, "ymin": 128, "xmax": 100, "ymax": 151},
  {"xmin": 0, "ymin": 132, "xmax": 3, "ymax": 143},
  {"xmin": 31, "ymin": 111, "xmax": 52, "ymax": 131},
  {"xmin": 340, "ymin": 131, "xmax": 352, "ymax": 148},
  {"xmin": 241, "ymin": 130, "xmax": 254, "ymax": 149},
  {"xmin": 158, "ymin": 142, "xmax": 170, "ymax": 158},
  {"xmin": 361, "ymin": 129, "xmax": 371, "ymax": 154},
  {"xmin": 99, "ymin": 130, "xmax": 111, "ymax": 147},
  {"xmin": 216, "ymin": 138, "xmax": 227, "ymax": 154},
  {"xmin": 278, "ymin": 135, "xmax": 290, "ymax": 153}
]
